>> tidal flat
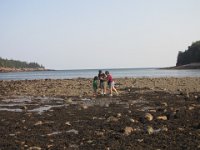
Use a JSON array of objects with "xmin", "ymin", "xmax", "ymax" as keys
[{"xmin": 0, "ymin": 78, "xmax": 200, "ymax": 149}]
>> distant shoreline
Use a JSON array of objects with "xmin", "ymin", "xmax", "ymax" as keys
[
  {"xmin": 160, "ymin": 63, "xmax": 200, "ymax": 70},
  {"xmin": 0, "ymin": 67, "xmax": 52, "ymax": 73}
]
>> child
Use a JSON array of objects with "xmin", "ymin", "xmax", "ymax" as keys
[
  {"xmin": 98, "ymin": 70, "xmax": 107, "ymax": 95},
  {"xmin": 105, "ymin": 71, "xmax": 119, "ymax": 96},
  {"xmin": 93, "ymin": 76, "xmax": 98, "ymax": 96}
]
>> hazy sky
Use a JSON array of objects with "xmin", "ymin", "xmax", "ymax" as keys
[{"xmin": 0, "ymin": 0, "xmax": 200, "ymax": 69}]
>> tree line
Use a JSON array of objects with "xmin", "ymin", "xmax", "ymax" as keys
[
  {"xmin": 0, "ymin": 57, "xmax": 44, "ymax": 69},
  {"xmin": 176, "ymin": 40, "xmax": 200, "ymax": 66}
]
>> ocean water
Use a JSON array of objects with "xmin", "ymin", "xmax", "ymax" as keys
[{"xmin": 0, "ymin": 68, "xmax": 200, "ymax": 80}]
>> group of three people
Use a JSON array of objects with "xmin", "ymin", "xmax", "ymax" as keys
[{"xmin": 93, "ymin": 70, "xmax": 119, "ymax": 96}]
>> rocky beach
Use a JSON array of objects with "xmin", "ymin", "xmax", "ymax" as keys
[{"xmin": 0, "ymin": 77, "xmax": 200, "ymax": 149}]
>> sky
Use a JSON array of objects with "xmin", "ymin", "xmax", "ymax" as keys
[{"xmin": 0, "ymin": 0, "xmax": 200, "ymax": 70}]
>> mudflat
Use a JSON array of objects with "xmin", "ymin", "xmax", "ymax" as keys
[{"xmin": 0, "ymin": 78, "xmax": 200, "ymax": 149}]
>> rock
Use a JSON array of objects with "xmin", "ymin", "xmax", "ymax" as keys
[
  {"xmin": 157, "ymin": 115, "xmax": 168, "ymax": 120},
  {"xmin": 130, "ymin": 118, "xmax": 135, "ymax": 123},
  {"xmin": 161, "ymin": 126, "xmax": 168, "ymax": 131},
  {"xmin": 65, "ymin": 98, "xmax": 72, "ymax": 104},
  {"xmin": 188, "ymin": 106, "xmax": 195, "ymax": 110},
  {"xmin": 34, "ymin": 121, "xmax": 43, "ymax": 126},
  {"xmin": 65, "ymin": 121, "xmax": 71, "ymax": 126},
  {"xmin": 145, "ymin": 113, "xmax": 153, "ymax": 121},
  {"xmin": 161, "ymin": 102, "xmax": 168, "ymax": 107},
  {"xmin": 117, "ymin": 113, "xmax": 122, "ymax": 118},
  {"xmin": 147, "ymin": 126, "xmax": 154, "ymax": 135},
  {"xmin": 81, "ymin": 105, "xmax": 88, "ymax": 109},
  {"xmin": 107, "ymin": 116, "xmax": 118, "ymax": 122},
  {"xmin": 27, "ymin": 146, "xmax": 41, "ymax": 150},
  {"xmin": 95, "ymin": 131, "xmax": 104, "ymax": 136},
  {"xmin": 124, "ymin": 127, "xmax": 134, "ymax": 136}
]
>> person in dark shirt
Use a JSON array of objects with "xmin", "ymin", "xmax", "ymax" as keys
[{"xmin": 98, "ymin": 70, "xmax": 107, "ymax": 95}]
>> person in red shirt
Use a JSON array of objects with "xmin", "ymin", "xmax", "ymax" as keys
[{"xmin": 105, "ymin": 71, "xmax": 119, "ymax": 96}]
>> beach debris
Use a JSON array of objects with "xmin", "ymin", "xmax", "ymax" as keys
[
  {"xmin": 157, "ymin": 115, "xmax": 168, "ymax": 120},
  {"xmin": 107, "ymin": 116, "xmax": 118, "ymax": 122},
  {"xmin": 65, "ymin": 121, "xmax": 71, "ymax": 126},
  {"xmin": 34, "ymin": 121, "xmax": 43, "ymax": 126},
  {"xmin": 124, "ymin": 127, "xmax": 134, "ymax": 136},
  {"xmin": 145, "ymin": 113, "xmax": 153, "ymax": 121},
  {"xmin": 194, "ymin": 95, "xmax": 198, "ymax": 99}
]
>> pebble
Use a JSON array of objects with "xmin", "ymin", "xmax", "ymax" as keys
[
  {"xmin": 27, "ymin": 146, "xmax": 41, "ymax": 150},
  {"xmin": 124, "ymin": 127, "xmax": 134, "ymax": 136},
  {"xmin": 117, "ymin": 113, "xmax": 122, "ymax": 118},
  {"xmin": 147, "ymin": 126, "xmax": 154, "ymax": 135},
  {"xmin": 145, "ymin": 113, "xmax": 153, "ymax": 121},
  {"xmin": 107, "ymin": 116, "xmax": 118, "ymax": 122},
  {"xmin": 161, "ymin": 102, "xmax": 168, "ymax": 107},
  {"xmin": 188, "ymin": 106, "xmax": 194, "ymax": 110},
  {"xmin": 65, "ymin": 121, "xmax": 71, "ymax": 126},
  {"xmin": 157, "ymin": 116, "xmax": 168, "ymax": 120},
  {"xmin": 34, "ymin": 121, "xmax": 43, "ymax": 126}
]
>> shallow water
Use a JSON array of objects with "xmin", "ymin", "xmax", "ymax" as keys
[{"xmin": 1, "ymin": 68, "xmax": 200, "ymax": 80}]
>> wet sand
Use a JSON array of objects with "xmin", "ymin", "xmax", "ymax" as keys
[{"xmin": 0, "ymin": 78, "xmax": 200, "ymax": 149}]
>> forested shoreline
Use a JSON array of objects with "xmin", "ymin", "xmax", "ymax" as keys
[{"xmin": 0, "ymin": 57, "xmax": 45, "ymax": 72}]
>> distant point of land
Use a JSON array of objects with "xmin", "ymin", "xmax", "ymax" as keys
[
  {"xmin": 0, "ymin": 57, "xmax": 46, "ymax": 73},
  {"xmin": 163, "ymin": 40, "xmax": 200, "ymax": 69}
]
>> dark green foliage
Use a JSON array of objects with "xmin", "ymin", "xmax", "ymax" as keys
[
  {"xmin": 0, "ymin": 57, "xmax": 44, "ymax": 69},
  {"xmin": 176, "ymin": 41, "xmax": 200, "ymax": 66}
]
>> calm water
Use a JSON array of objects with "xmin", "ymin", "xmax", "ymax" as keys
[{"xmin": 0, "ymin": 68, "xmax": 200, "ymax": 80}]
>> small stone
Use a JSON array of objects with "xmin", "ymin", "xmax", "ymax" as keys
[
  {"xmin": 107, "ymin": 116, "xmax": 118, "ymax": 122},
  {"xmin": 117, "ymin": 113, "xmax": 122, "ymax": 118},
  {"xmin": 157, "ymin": 116, "xmax": 168, "ymax": 120},
  {"xmin": 161, "ymin": 102, "xmax": 168, "ymax": 107},
  {"xmin": 194, "ymin": 95, "xmax": 198, "ymax": 99},
  {"xmin": 188, "ymin": 106, "xmax": 194, "ymax": 110},
  {"xmin": 65, "ymin": 121, "xmax": 71, "ymax": 126},
  {"xmin": 82, "ymin": 105, "xmax": 88, "ymax": 109},
  {"xmin": 9, "ymin": 134, "xmax": 15, "ymax": 136},
  {"xmin": 137, "ymin": 139, "xmax": 144, "ymax": 142},
  {"xmin": 178, "ymin": 127, "xmax": 184, "ymax": 131},
  {"xmin": 147, "ymin": 126, "xmax": 154, "ymax": 135},
  {"xmin": 130, "ymin": 118, "xmax": 135, "ymax": 123},
  {"xmin": 124, "ymin": 127, "xmax": 134, "ymax": 136},
  {"xmin": 27, "ymin": 146, "xmax": 41, "ymax": 150},
  {"xmin": 145, "ymin": 113, "xmax": 153, "ymax": 121},
  {"xmin": 161, "ymin": 126, "xmax": 168, "ymax": 131},
  {"xmin": 34, "ymin": 121, "xmax": 43, "ymax": 126}
]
